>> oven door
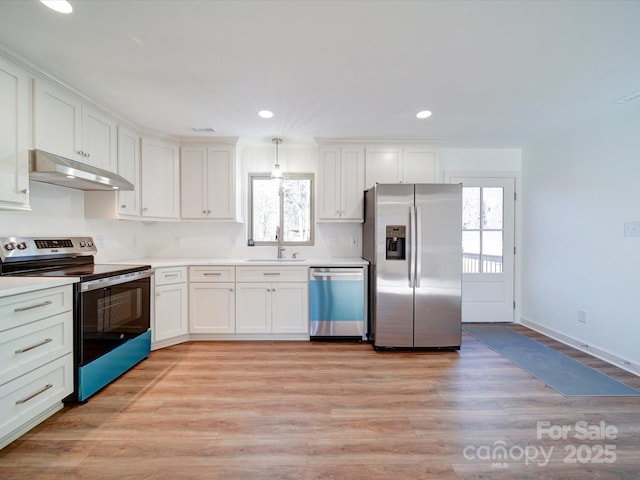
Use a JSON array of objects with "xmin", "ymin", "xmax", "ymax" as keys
[{"xmin": 77, "ymin": 270, "xmax": 152, "ymax": 365}]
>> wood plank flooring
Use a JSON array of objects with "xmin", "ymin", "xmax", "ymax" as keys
[{"xmin": 1, "ymin": 326, "xmax": 639, "ymax": 479}]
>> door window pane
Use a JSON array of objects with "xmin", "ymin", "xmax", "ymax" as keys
[
  {"xmin": 482, "ymin": 231, "xmax": 503, "ymax": 273},
  {"xmin": 462, "ymin": 231, "xmax": 480, "ymax": 273},
  {"xmin": 482, "ymin": 187, "xmax": 503, "ymax": 229},
  {"xmin": 462, "ymin": 187, "xmax": 480, "ymax": 229}
]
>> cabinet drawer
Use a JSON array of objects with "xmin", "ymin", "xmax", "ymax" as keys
[
  {"xmin": 154, "ymin": 267, "xmax": 187, "ymax": 286},
  {"xmin": 0, "ymin": 353, "xmax": 73, "ymax": 443},
  {"xmin": 236, "ymin": 266, "xmax": 308, "ymax": 283},
  {"xmin": 0, "ymin": 312, "xmax": 73, "ymax": 387},
  {"xmin": 189, "ymin": 266, "xmax": 235, "ymax": 282},
  {"xmin": 0, "ymin": 286, "xmax": 72, "ymax": 332}
]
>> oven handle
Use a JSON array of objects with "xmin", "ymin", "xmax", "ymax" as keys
[{"xmin": 79, "ymin": 269, "xmax": 153, "ymax": 292}]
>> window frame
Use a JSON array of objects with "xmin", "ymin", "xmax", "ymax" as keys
[{"xmin": 248, "ymin": 172, "xmax": 315, "ymax": 246}]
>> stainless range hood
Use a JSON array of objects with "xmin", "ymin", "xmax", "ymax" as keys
[{"xmin": 29, "ymin": 149, "xmax": 134, "ymax": 191}]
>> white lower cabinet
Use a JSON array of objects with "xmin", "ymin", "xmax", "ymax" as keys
[
  {"xmin": 153, "ymin": 267, "xmax": 188, "ymax": 347},
  {"xmin": 0, "ymin": 284, "xmax": 74, "ymax": 450},
  {"xmin": 189, "ymin": 266, "xmax": 235, "ymax": 334},
  {"xmin": 235, "ymin": 267, "xmax": 309, "ymax": 335}
]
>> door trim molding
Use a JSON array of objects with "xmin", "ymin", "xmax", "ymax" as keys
[{"xmin": 444, "ymin": 170, "xmax": 521, "ymax": 324}]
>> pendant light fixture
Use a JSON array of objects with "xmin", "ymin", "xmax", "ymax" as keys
[{"xmin": 271, "ymin": 137, "xmax": 283, "ymax": 179}]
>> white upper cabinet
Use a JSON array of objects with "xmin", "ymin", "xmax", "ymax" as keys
[
  {"xmin": 365, "ymin": 145, "xmax": 440, "ymax": 186},
  {"xmin": 33, "ymin": 79, "xmax": 117, "ymax": 173},
  {"xmin": 0, "ymin": 55, "xmax": 30, "ymax": 211},
  {"xmin": 318, "ymin": 145, "xmax": 365, "ymax": 221},
  {"xmin": 180, "ymin": 145, "xmax": 239, "ymax": 221},
  {"xmin": 402, "ymin": 147, "xmax": 440, "ymax": 184},
  {"xmin": 116, "ymin": 126, "xmax": 141, "ymax": 217},
  {"xmin": 141, "ymin": 137, "xmax": 180, "ymax": 220},
  {"xmin": 365, "ymin": 147, "xmax": 402, "ymax": 186},
  {"xmin": 81, "ymin": 105, "xmax": 117, "ymax": 173}
]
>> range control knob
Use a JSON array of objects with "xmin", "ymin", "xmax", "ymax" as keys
[
  {"xmin": 16, "ymin": 242, "xmax": 27, "ymax": 250},
  {"xmin": 87, "ymin": 241, "xmax": 94, "ymax": 247},
  {"xmin": 4, "ymin": 242, "xmax": 16, "ymax": 251},
  {"xmin": 79, "ymin": 241, "xmax": 86, "ymax": 247}
]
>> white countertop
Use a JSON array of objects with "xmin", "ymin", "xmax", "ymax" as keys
[
  {"xmin": 0, "ymin": 276, "xmax": 79, "ymax": 298},
  {"xmin": 115, "ymin": 257, "xmax": 369, "ymax": 268}
]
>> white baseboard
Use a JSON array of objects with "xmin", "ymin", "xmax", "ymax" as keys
[{"xmin": 520, "ymin": 317, "xmax": 640, "ymax": 377}]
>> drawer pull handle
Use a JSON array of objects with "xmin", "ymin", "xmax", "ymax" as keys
[
  {"xmin": 164, "ymin": 274, "xmax": 179, "ymax": 278},
  {"xmin": 263, "ymin": 272, "xmax": 281, "ymax": 276},
  {"xmin": 14, "ymin": 300, "xmax": 53, "ymax": 312},
  {"xmin": 15, "ymin": 338, "xmax": 53, "ymax": 354},
  {"xmin": 203, "ymin": 272, "xmax": 222, "ymax": 276},
  {"xmin": 15, "ymin": 384, "xmax": 53, "ymax": 405}
]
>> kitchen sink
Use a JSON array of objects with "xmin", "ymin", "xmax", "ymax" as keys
[{"xmin": 244, "ymin": 258, "xmax": 307, "ymax": 262}]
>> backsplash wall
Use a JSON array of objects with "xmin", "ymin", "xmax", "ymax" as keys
[{"xmin": 0, "ymin": 147, "xmax": 521, "ymax": 262}]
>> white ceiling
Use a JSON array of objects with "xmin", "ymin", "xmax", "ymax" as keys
[{"xmin": 1, "ymin": 0, "xmax": 639, "ymax": 147}]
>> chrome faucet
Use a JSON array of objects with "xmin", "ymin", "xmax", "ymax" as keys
[{"xmin": 276, "ymin": 225, "xmax": 285, "ymax": 259}]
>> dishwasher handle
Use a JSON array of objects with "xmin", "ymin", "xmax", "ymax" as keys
[{"xmin": 310, "ymin": 268, "xmax": 364, "ymax": 281}]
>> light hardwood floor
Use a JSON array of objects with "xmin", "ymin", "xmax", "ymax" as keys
[{"xmin": 1, "ymin": 326, "xmax": 639, "ymax": 479}]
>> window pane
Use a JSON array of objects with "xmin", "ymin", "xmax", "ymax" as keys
[
  {"xmin": 462, "ymin": 230, "xmax": 480, "ymax": 273},
  {"xmin": 252, "ymin": 178, "xmax": 280, "ymax": 242},
  {"xmin": 462, "ymin": 187, "xmax": 480, "ymax": 230},
  {"xmin": 282, "ymin": 178, "xmax": 311, "ymax": 242},
  {"xmin": 482, "ymin": 187, "xmax": 503, "ymax": 229},
  {"xmin": 482, "ymin": 231, "xmax": 503, "ymax": 273}
]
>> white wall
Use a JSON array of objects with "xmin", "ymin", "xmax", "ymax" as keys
[{"xmin": 521, "ymin": 103, "xmax": 640, "ymax": 370}]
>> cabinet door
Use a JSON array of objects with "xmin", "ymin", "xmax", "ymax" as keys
[
  {"xmin": 340, "ymin": 146, "xmax": 365, "ymax": 220},
  {"xmin": 365, "ymin": 148, "xmax": 402, "ymax": 186},
  {"xmin": 141, "ymin": 138, "xmax": 180, "ymax": 219},
  {"xmin": 33, "ymin": 79, "xmax": 82, "ymax": 161},
  {"xmin": 206, "ymin": 146, "xmax": 235, "ymax": 219},
  {"xmin": 317, "ymin": 146, "xmax": 341, "ymax": 220},
  {"xmin": 271, "ymin": 282, "xmax": 309, "ymax": 334},
  {"xmin": 235, "ymin": 283, "xmax": 271, "ymax": 333},
  {"xmin": 0, "ymin": 57, "xmax": 29, "ymax": 210},
  {"xmin": 189, "ymin": 282, "xmax": 235, "ymax": 334},
  {"xmin": 402, "ymin": 147, "xmax": 439, "ymax": 183},
  {"xmin": 180, "ymin": 147, "xmax": 207, "ymax": 219},
  {"xmin": 81, "ymin": 106, "xmax": 117, "ymax": 173},
  {"xmin": 117, "ymin": 126, "xmax": 141, "ymax": 217},
  {"xmin": 154, "ymin": 283, "xmax": 188, "ymax": 342}
]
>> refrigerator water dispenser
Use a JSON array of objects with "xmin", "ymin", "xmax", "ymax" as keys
[{"xmin": 385, "ymin": 225, "xmax": 406, "ymax": 260}]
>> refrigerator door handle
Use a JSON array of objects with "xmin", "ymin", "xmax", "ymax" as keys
[
  {"xmin": 409, "ymin": 206, "xmax": 416, "ymax": 288},
  {"xmin": 415, "ymin": 206, "xmax": 422, "ymax": 288}
]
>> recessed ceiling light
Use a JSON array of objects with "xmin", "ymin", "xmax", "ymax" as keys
[
  {"xmin": 416, "ymin": 110, "xmax": 432, "ymax": 119},
  {"xmin": 40, "ymin": 0, "xmax": 73, "ymax": 14},
  {"xmin": 258, "ymin": 110, "xmax": 274, "ymax": 119}
]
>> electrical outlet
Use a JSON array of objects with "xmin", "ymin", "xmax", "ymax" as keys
[
  {"xmin": 578, "ymin": 309, "xmax": 588, "ymax": 324},
  {"xmin": 327, "ymin": 236, "xmax": 338, "ymax": 247},
  {"xmin": 97, "ymin": 235, "xmax": 104, "ymax": 247},
  {"xmin": 174, "ymin": 236, "xmax": 180, "ymax": 245}
]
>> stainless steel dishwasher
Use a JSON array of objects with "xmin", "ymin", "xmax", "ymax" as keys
[{"xmin": 309, "ymin": 267, "xmax": 366, "ymax": 340}]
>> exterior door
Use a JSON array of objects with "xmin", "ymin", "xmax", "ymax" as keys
[{"xmin": 449, "ymin": 176, "xmax": 515, "ymax": 323}]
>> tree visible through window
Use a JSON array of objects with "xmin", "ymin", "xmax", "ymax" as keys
[{"xmin": 250, "ymin": 174, "xmax": 313, "ymax": 245}]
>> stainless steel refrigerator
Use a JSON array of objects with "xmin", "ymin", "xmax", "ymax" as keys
[{"xmin": 363, "ymin": 183, "xmax": 462, "ymax": 349}]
